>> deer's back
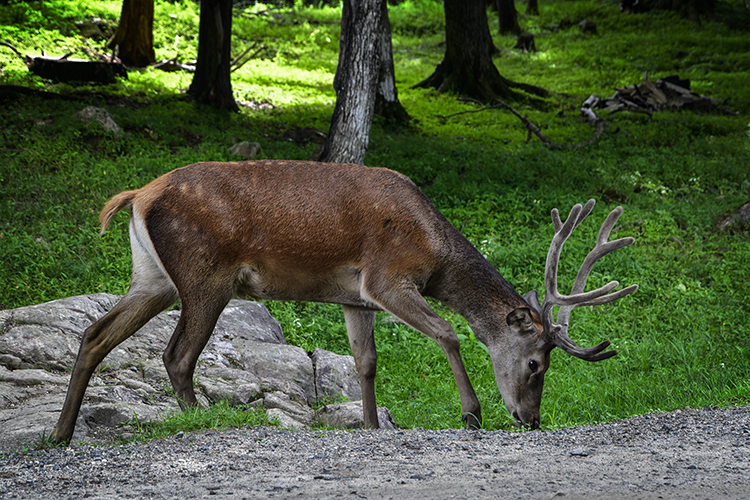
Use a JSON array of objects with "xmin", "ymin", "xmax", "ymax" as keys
[{"xmin": 130, "ymin": 161, "xmax": 457, "ymax": 303}]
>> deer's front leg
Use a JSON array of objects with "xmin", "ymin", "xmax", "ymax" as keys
[
  {"xmin": 343, "ymin": 305, "xmax": 379, "ymax": 428},
  {"xmin": 363, "ymin": 280, "xmax": 482, "ymax": 430},
  {"xmin": 436, "ymin": 329, "xmax": 482, "ymax": 429}
]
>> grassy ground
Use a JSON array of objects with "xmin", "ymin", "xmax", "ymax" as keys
[{"xmin": 1, "ymin": 0, "xmax": 749, "ymax": 432}]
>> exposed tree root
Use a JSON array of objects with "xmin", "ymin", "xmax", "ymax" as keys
[{"xmin": 411, "ymin": 61, "xmax": 547, "ymax": 103}]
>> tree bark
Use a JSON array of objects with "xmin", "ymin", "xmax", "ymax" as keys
[
  {"xmin": 187, "ymin": 0, "xmax": 239, "ymax": 112},
  {"xmin": 496, "ymin": 0, "xmax": 521, "ymax": 35},
  {"xmin": 526, "ymin": 0, "xmax": 539, "ymax": 16},
  {"xmin": 413, "ymin": 0, "xmax": 546, "ymax": 102},
  {"xmin": 374, "ymin": 0, "xmax": 411, "ymax": 124},
  {"xmin": 636, "ymin": 0, "xmax": 714, "ymax": 23},
  {"xmin": 315, "ymin": 0, "xmax": 383, "ymax": 165},
  {"xmin": 107, "ymin": 0, "xmax": 155, "ymax": 68}
]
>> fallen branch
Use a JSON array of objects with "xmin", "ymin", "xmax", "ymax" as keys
[
  {"xmin": 438, "ymin": 96, "xmax": 617, "ymax": 150},
  {"xmin": 0, "ymin": 41, "xmax": 126, "ymax": 84},
  {"xmin": 589, "ymin": 72, "xmax": 735, "ymax": 115},
  {"xmin": 153, "ymin": 56, "xmax": 196, "ymax": 73},
  {"xmin": 80, "ymin": 47, "xmax": 121, "ymax": 64},
  {"xmin": 231, "ymin": 42, "xmax": 258, "ymax": 67},
  {"xmin": 0, "ymin": 41, "xmax": 25, "ymax": 61},
  {"xmin": 230, "ymin": 42, "xmax": 266, "ymax": 73}
]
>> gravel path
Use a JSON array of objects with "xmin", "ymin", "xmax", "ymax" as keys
[{"xmin": 2, "ymin": 406, "xmax": 749, "ymax": 499}]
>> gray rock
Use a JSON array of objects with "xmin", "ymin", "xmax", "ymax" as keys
[
  {"xmin": 196, "ymin": 367, "xmax": 261, "ymax": 405},
  {"xmin": 267, "ymin": 408, "xmax": 308, "ymax": 430},
  {"xmin": 718, "ymin": 201, "xmax": 750, "ymax": 229},
  {"xmin": 230, "ymin": 340, "xmax": 316, "ymax": 405},
  {"xmin": 0, "ymin": 294, "xmax": 387, "ymax": 453},
  {"xmin": 316, "ymin": 400, "xmax": 396, "ymax": 429},
  {"xmin": 71, "ymin": 106, "xmax": 123, "ymax": 134},
  {"xmin": 229, "ymin": 141, "xmax": 261, "ymax": 159},
  {"xmin": 311, "ymin": 348, "xmax": 362, "ymax": 403},
  {"xmin": 263, "ymin": 391, "xmax": 315, "ymax": 425}
]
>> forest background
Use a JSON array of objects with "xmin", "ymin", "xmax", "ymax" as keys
[{"xmin": 0, "ymin": 0, "xmax": 749, "ymax": 433}]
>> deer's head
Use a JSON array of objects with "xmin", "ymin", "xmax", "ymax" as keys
[{"xmin": 488, "ymin": 200, "xmax": 637, "ymax": 428}]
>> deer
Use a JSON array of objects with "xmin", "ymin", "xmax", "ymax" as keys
[{"xmin": 49, "ymin": 160, "xmax": 637, "ymax": 444}]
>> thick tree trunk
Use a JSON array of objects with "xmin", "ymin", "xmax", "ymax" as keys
[
  {"xmin": 639, "ymin": 0, "xmax": 714, "ymax": 23},
  {"xmin": 187, "ymin": 0, "xmax": 239, "ymax": 111},
  {"xmin": 413, "ymin": 0, "xmax": 546, "ymax": 102},
  {"xmin": 620, "ymin": 0, "xmax": 714, "ymax": 23},
  {"xmin": 315, "ymin": 0, "xmax": 383, "ymax": 164},
  {"xmin": 526, "ymin": 0, "xmax": 539, "ymax": 16},
  {"xmin": 374, "ymin": 0, "xmax": 410, "ymax": 124},
  {"xmin": 108, "ymin": 0, "xmax": 155, "ymax": 68},
  {"xmin": 496, "ymin": 0, "xmax": 521, "ymax": 35}
]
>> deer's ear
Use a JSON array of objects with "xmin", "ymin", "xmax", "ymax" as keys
[
  {"xmin": 523, "ymin": 290, "xmax": 542, "ymax": 316},
  {"xmin": 506, "ymin": 307, "xmax": 534, "ymax": 332}
]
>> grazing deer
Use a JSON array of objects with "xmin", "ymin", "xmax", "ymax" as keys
[{"xmin": 50, "ymin": 160, "xmax": 637, "ymax": 443}]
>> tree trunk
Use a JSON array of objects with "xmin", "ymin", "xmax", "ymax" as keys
[
  {"xmin": 526, "ymin": 0, "xmax": 539, "ymax": 16},
  {"xmin": 187, "ymin": 0, "xmax": 239, "ymax": 112},
  {"xmin": 107, "ymin": 0, "xmax": 155, "ymax": 68},
  {"xmin": 315, "ymin": 0, "xmax": 383, "ymax": 165},
  {"xmin": 496, "ymin": 0, "xmax": 521, "ymax": 35},
  {"xmin": 643, "ymin": 0, "xmax": 714, "ymax": 23},
  {"xmin": 374, "ymin": 0, "xmax": 411, "ymax": 124},
  {"xmin": 413, "ymin": 0, "xmax": 546, "ymax": 102}
]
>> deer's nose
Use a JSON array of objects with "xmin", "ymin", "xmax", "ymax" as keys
[{"xmin": 512, "ymin": 410, "xmax": 540, "ymax": 429}]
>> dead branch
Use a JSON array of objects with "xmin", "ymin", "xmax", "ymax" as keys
[
  {"xmin": 1, "ymin": 43, "xmax": 126, "ymax": 83},
  {"xmin": 230, "ymin": 43, "xmax": 266, "ymax": 73},
  {"xmin": 438, "ymin": 96, "xmax": 617, "ymax": 150},
  {"xmin": 231, "ymin": 42, "xmax": 258, "ymax": 67},
  {"xmin": 80, "ymin": 47, "xmax": 121, "ymax": 64},
  {"xmin": 0, "ymin": 41, "xmax": 26, "ymax": 61},
  {"xmin": 590, "ymin": 72, "xmax": 735, "ymax": 115},
  {"xmin": 153, "ymin": 57, "xmax": 196, "ymax": 73}
]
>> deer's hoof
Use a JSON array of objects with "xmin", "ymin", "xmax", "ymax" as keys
[{"xmin": 462, "ymin": 411, "xmax": 482, "ymax": 430}]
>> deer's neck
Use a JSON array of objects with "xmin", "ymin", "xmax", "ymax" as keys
[{"xmin": 428, "ymin": 236, "xmax": 525, "ymax": 342}]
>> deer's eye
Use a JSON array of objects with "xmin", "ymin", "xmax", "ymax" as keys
[{"xmin": 528, "ymin": 360, "xmax": 539, "ymax": 373}]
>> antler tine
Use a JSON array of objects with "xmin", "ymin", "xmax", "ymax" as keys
[
  {"xmin": 542, "ymin": 201, "xmax": 638, "ymax": 361},
  {"xmin": 550, "ymin": 198, "xmax": 595, "ymax": 234},
  {"xmin": 554, "ymin": 335, "xmax": 618, "ymax": 362},
  {"xmin": 541, "ymin": 200, "xmax": 596, "ymax": 329},
  {"xmin": 556, "ymin": 205, "xmax": 637, "ymax": 329},
  {"xmin": 575, "ymin": 199, "xmax": 596, "ymax": 230}
]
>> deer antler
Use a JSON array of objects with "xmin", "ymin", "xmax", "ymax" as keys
[{"xmin": 541, "ymin": 199, "xmax": 638, "ymax": 361}]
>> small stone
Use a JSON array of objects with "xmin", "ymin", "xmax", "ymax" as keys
[{"xmin": 229, "ymin": 141, "xmax": 261, "ymax": 159}]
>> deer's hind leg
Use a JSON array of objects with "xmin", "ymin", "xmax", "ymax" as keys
[
  {"xmin": 51, "ymin": 261, "xmax": 178, "ymax": 444},
  {"xmin": 161, "ymin": 271, "xmax": 236, "ymax": 410}
]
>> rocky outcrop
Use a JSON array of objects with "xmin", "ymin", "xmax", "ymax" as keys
[{"xmin": 0, "ymin": 294, "xmax": 394, "ymax": 453}]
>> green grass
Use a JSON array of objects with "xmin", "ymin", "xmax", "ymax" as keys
[
  {"xmin": 1, "ymin": 0, "xmax": 749, "ymax": 433},
  {"xmin": 130, "ymin": 400, "xmax": 276, "ymax": 442}
]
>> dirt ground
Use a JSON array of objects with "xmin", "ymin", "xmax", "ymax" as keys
[{"xmin": 2, "ymin": 405, "xmax": 749, "ymax": 499}]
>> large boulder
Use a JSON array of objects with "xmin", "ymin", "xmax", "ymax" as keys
[{"xmin": 0, "ymin": 294, "xmax": 394, "ymax": 453}]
